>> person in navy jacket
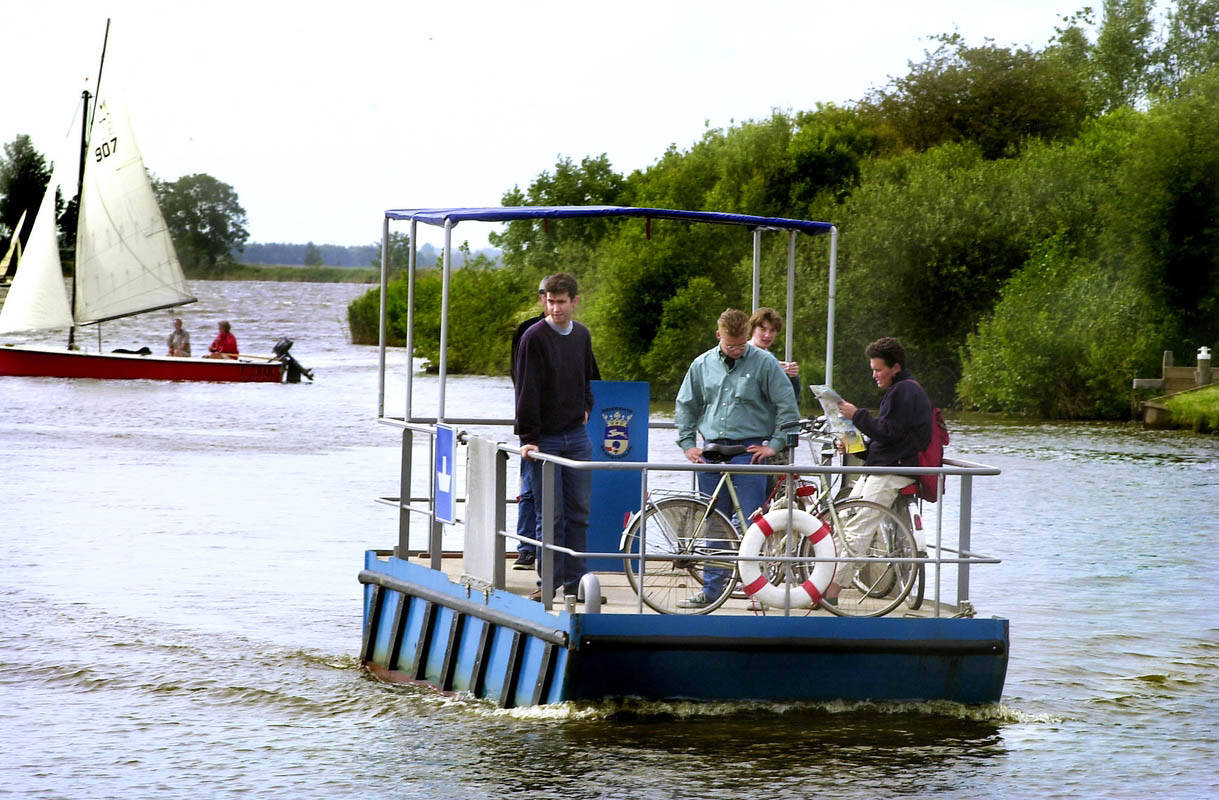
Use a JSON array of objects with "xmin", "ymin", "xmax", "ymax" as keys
[{"xmin": 825, "ymin": 337, "xmax": 932, "ymax": 606}]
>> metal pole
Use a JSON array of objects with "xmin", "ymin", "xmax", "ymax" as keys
[
  {"xmin": 494, "ymin": 450, "xmax": 507, "ymax": 591},
  {"xmin": 824, "ymin": 227, "xmax": 838, "ymax": 387},
  {"xmin": 540, "ymin": 460, "xmax": 556, "ymax": 609},
  {"xmin": 398, "ymin": 428, "xmax": 413, "ymax": 557},
  {"xmin": 957, "ymin": 474, "xmax": 973, "ymax": 606},
  {"xmin": 637, "ymin": 468, "xmax": 647, "ymax": 613},
  {"xmin": 405, "ymin": 220, "xmax": 417, "ymax": 421},
  {"xmin": 377, "ymin": 215, "xmax": 389, "ymax": 418},
  {"xmin": 751, "ymin": 229, "xmax": 761, "ymax": 310},
  {"xmin": 438, "ymin": 221, "xmax": 452, "ymax": 424},
  {"xmin": 785, "ymin": 230, "xmax": 796, "ymax": 361}
]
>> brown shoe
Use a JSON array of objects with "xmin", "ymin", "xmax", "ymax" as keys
[{"xmin": 527, "ymin": 588, "xmax": 555, "ymax": 602}]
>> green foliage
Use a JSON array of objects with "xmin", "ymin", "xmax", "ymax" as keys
[
  {"xmin": 1154, "ymin": 0, "xmax": 1219, "ymax": 96},
  {"xmin": 824, "ymin": 143, "xmax": 1037, "ymax": 403},
  {"xmin": 638, "ymin": 276, "xmax": 729, "ymax": 395},
  {"xmin": 348, "ymin": 253, "xmax": 530, "ymax": 375},
  {"xmin": 0, "ymin": 134, "xmax": 52, "ymax": 248},
  {"xmin": 862, "ymin": 34, "xmax": 1091, "ymax": 158},
  {"xmin": 303, "ymin": 241, "xmax": 323, "ymax": 266},
  {"xmin": 1108, "ymin": 67, "xmax": 1219, "ymax": 350},
  {"xmin": 190, "ymin": 262, "xmax": 377, "ymax": 283},
  {"xmin": 960, "ymin": 236, "xmax": 1166, "ymax": 418},
  {"xmin": 490, "ymin": 154, "xmax": 628, "ymax": 277},
  {"xmin": 1163, "ymin": 383, "xmax": 1219, "ymax": 432},
  {"xmin": 580, "ymin": 218, "xmax": 748, "ymax": 391},
  {"xmin": 153, "ymin": 173, "xmax": 249, "ymax": 273},
  {"xmin": 1092, "ymin": 0, "xmax": 1156, "ymax": 110},
  {"xmin": 352, "ymin": 8, "xmax": 1219, "ymax": 419}
]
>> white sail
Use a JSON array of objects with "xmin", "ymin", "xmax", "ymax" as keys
[
  {"xmin": 74, "ymin": 92, "xmax": 195, "ymax": 325},
  {"xmin": 0, "ymin": 164, "xmax": 73, "ymax": 333},
  {"xmin": 0, "ymin": 209, "xmax": 29, "ymax": 280}
]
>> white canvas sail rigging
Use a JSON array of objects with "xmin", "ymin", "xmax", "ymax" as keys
[
  {"xmin": 74, "ymin": 92, "xmax": 195, "ymax": 324},
  {"xmin": 0, "ymin": 90, "xmax": 195, "ymax": 335},
  {"xmin": 0, "ymin": 161, "xmax": 73, "ymax": 333}
]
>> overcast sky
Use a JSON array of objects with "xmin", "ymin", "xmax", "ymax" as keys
[{"xmin": 3, "ymin": 0, "xmax": 1083, "ymax": 251}]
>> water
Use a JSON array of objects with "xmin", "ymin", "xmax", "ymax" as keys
[{"xmin": 2, "ymin": 280, "xmax": 1217, "ymax": 799}]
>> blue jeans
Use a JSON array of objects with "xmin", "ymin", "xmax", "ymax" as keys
[
  {"xmin": 697, "ymin": 439, "xmax": 768, "ymax": 597},
  {"xmin": 515, "ymin": 457, "xmax": 536, "ymax": 557},
  {"xmin": 527, "ymin": 426, "xmax": 592, "ymax": 594}
]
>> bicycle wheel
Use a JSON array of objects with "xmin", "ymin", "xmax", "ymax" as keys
[
  {"xmin": 760, "ymin": 525, "xmax": 817, "ymax": 587},
  {"xmin": 855, "ymin": 513, "xmax": 906, "ymax": 597},
  {"xmin": 621, "ymin": 497, "xmax": 739, "ymax": 615},
  {"xmin": 822, "ymin": 499, "xmax": 917, "ymax": 617},
  {"xmin": 905, "ymin": 553, "xmax": 926, "ymax": 610}
]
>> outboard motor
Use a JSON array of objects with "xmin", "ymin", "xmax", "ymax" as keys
[{"xmin": 272, "ymin": 337, "xmax": 314, "ymax": 383}]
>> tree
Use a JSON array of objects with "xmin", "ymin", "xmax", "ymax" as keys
[
  {"xmin": 1091, "ymin": 0, "xmax": 1156, "ymax": 111},
  {"xmin": 0, "ymin": 135, "xmax": 52, "ymax": 249},
  {"xmin": 1154, "ymin": 0, "xmax": 1219, "ymax": 97},
  {"xmin": 862, "ymin": 34, "xmax": 1092, "ymax": 159},
  {"xmin": 152, "ymin": 173, "xmax": 248, "ymax": 273},
  {"xmin": 490, "ymin": 153, "xmax": 627, "ymax": 275},
  {"xmin": 303, "ymin": 241, "xmax": 323, "ymax": 266}
]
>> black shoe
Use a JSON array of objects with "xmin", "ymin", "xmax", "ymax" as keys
[{"xmin": 513, "ymin": 551, "xmax": 536, "ymax": 570}]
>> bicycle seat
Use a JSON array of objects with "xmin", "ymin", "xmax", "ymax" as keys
[{"xmin": 701, "ymin": 442, "xmax": 749, "ymax": 463}]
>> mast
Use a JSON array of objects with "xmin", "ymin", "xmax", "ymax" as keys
[{"xmin": 68, "ymin": 18, "xmax": 110, "ymax": 351}]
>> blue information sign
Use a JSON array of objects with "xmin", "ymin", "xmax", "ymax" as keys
[
  {"xmin": 586, "ymin": 381, "xmax": 649, "ymax": 571},
  {"xmin": 434, "ymin": 424, "xmax": 455, "ymax": 524}
]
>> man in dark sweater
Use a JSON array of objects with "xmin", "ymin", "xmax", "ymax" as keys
[
  {"xmin": 507, "ymin": 277, "xmax": 549, "ymax": 570},
  {"xmin": 825, "ymin": 337, "xmax": 932, "ymax": 604},
  {"xmin": 514, "ymin": 272, "xmax": 596, "ymax": 601}
]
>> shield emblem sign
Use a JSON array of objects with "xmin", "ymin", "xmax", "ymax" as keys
[{"xmin": 601, "ymin": 406, "xmax": 632, "ymax": 458}]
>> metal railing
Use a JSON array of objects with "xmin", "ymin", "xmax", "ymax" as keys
[{"xmin": 375, "ymin": 417, "xmax": 1001, "ymax": 617}]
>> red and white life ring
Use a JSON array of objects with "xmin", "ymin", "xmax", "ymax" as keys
[{"xmin": 738, "ymin": 507, "xmax": 837, "ymax": 609}]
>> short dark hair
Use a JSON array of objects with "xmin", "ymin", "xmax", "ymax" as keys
[
  {"xmin": 748, "ymin": 307, "xmax": 783, "ymax": 335},
  {"xmin": 865, "ymin": 336, "xmax": 906, "ymax": 369},
  {"xmin": 544, "ymin": 272, "xmax": 578, "ymax": 298}
]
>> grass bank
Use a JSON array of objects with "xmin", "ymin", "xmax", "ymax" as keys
[
  {"xmin": 185, "ymin": 263, "xmax": 378, "ymax": 283},
  {"xmin": 1162, "ymin": 384, "xmax": 1219, "ymax": 433}
]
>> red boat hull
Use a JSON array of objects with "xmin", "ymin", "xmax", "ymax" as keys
[{"xmin": 0, "ymin": 345, "xmax": 284, "ymax": 382}]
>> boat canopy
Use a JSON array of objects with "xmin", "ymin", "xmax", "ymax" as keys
[{"xmin": 386, "ymin": 205, "xmax": 834, "ymax": 236}]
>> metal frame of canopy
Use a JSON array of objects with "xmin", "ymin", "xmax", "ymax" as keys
[{"xmin": 375, "ymin": 205, "xmax": 839, "ymax": 423}]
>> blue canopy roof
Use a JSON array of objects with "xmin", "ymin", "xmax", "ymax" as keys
[{"xmin": 385, "ymin": 205, "xmax": 834, "ymax": 236}]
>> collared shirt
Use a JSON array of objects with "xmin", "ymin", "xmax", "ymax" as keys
[{"xmin": 675, "ymin": 342, "xmax": 799, "ymax": 452}]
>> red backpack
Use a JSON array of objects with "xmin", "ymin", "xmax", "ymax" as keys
[{"xmin": 915, "ymin": 406, "xmax": 950, "ymax": 502}]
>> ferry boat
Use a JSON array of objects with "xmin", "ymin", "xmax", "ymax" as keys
[{"xmin": 359, "ymin": 206, "xmax": 1007, "ymax": 707}]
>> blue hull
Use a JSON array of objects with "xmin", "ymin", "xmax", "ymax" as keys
[{"xmin": 360, "ymin": 553, "xmax": 1008, "ymax": 707}]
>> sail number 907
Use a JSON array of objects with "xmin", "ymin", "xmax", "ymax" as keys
[{"xmin": 94, "ymin": 138, "xmax": 118, "ymax": 162}]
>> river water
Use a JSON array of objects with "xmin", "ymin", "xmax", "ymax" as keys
[{"xmin": 1, "ymin": 280, "xmax": 1216, "ymax": 799}]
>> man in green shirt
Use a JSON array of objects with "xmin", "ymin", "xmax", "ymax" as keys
[{"xmin": 674, "ymin": 308, "xmax": 799, "ymax": 608}]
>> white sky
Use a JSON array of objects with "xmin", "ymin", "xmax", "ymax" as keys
[{"xmin": 2, "ymin": 0, "xmax": 1083, "ymax": 251}]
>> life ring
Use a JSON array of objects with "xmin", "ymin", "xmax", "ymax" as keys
[{"xmin": 738, "ymin": 507, "xmax": 836, "ymax": 609}]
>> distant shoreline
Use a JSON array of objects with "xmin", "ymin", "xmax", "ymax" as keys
[{"xmin": 183, "ymin": 263, "xmax": 378, "ymax": 284}]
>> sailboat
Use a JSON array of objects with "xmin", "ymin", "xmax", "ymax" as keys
[{"xmin": 0, "ymin": 30, "xmax": 303, "ymax": 382}]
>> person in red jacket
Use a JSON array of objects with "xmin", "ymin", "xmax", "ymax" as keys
[{"xmin": 206, "ymin": 320, "xmax": 239, "ymax": 359}]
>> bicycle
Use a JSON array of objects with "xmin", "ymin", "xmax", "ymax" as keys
[
  {"xmin": 745, "ymin": 417, "xmax": 921, "ymax": 618},
  {"xmin": 619, "ymin": 443, "xmax": 754, "ymax": 615},
  {"xmin": 621, "ymin": 433, "xmax": 921, "ymax": 618}
]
